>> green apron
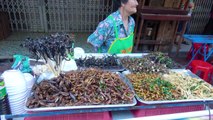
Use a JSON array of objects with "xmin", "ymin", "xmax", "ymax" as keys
[{"xmin": 99, "ymin": 15, "xmax": 134, "ymax": 54}]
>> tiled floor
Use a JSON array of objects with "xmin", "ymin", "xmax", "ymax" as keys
[
  {"xmin": 0, "ymin": 32, "xmax": 191, "ymax": 56},
  {"xmin": 0, "ymin": 32, "xmax": 94, "ymax": 57}
]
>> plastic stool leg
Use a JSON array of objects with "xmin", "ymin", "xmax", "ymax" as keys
[
  {"xmin": 187, "ymin": 47, "xmax": 193, "ymax": 60},
  {"xmin": 186, "ymin": 64, "xmax": 191, "ymax": 70},
  {"xmin": 203, "ymin": 72, "xmax": 210, "ymax": 83},
  {"xmin": 191, "ymin": 67, "xmax": 198, "ymax": 75},
  {"xmin": 199, "ymin": 71, "xmax": 204, "ymax": 79}
]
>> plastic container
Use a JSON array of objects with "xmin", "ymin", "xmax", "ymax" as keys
[{"xmin": 74, "ymin": 47, "xmax": 85, "ymax": 59}]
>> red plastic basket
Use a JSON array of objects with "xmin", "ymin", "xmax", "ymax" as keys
[
  {"xmin": 24, "ymin": 112, "xmax": 112, "ymax": 120},
  {"xmin": 131, "ymin": 102, "xmax": 204, "ymax": 117}
]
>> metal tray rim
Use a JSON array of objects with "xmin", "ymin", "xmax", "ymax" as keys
[
  {"xmin": 24, "ymin": 97, "xmax": 137, "ymax": 112},
  {"xmin": 122, "ymin": 69, "xmax": 213, "ymax": 104},
  {"xmin": 24, "ymin": 72, "xmax": 137, "ymax": 112},
  {"xmin": 135, "ymin": 94, "xmax": 213, "ymax": 104}
]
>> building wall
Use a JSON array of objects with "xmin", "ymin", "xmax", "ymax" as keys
[
  {"xmin": 1, "ymin": 0, "xmax": 212, "ymax": 33},
  {"xmin": 188, "ymin": 0, "xmax": 213, "ymax": 34},
  {"xmin": 0, "ymin": 0, "xmax": 113, "ymax": 32}
]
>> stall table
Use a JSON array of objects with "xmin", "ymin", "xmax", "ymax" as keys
[
  {"xmin": 1, "ymin": 53, "xmax": 213, "ymax": 120},
  {"xmin": 183, "ymin": 34, "xmax": 213, "ymax": 66},
  {"xmin": 1, "ymin": 101, "xmax": 212, "ymax": 120}
]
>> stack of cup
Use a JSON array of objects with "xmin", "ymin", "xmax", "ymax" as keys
[{"xmin": 1, "ymin": 70, "xmax": 27, "ymax": 114}]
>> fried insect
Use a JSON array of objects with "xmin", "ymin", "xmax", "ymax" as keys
[
  {"xmin": 21, "ymin": 33, "xmax": 75, "ymax": 76},
  {"xmin": 27, "ymin": 69, "xmax": 134, "ymax": 108},
  {"xmin": 76, "ymin": 55, "xmax": 122, "ymax": 69},
  {"xmin": 120, "ymin": 57, "xmax": 168, "ymax": 74},
  {"xmin": 143, "ymin": 52, "xmax": 182, "ymax": 69},
  {"xmin": 126, "ymin": 73, "xmax": 182, "ymax": 101}
]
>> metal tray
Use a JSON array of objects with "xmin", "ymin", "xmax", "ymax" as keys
[
  {"xmin": 24, "ymin": 72, "xmax": 137, "ymax": 112},
  {"xmin": 75, "ymin": 54, "xmax": 125, "ymax": 72},
  {"xmin": 84, "ymin": 53, "xmax": 149, "ymax": 58},
  {"xmin": 116, "ymin": 53, "xmax": 149, "ymax": 58},
  {"xmin": 121, "ymin": 69, "xmax": 213, "ymax": 104},
  {"xmin": 119, "ymin": 56, "xmax": 184, "ymax": 73}
]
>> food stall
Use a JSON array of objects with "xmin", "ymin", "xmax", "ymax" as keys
[{"xmin": 0, "ymin": 34, "xmax": 213, "ymax": 120}]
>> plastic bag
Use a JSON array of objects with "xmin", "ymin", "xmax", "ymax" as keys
[{"xmin": 11, "ymin": 55, "xmax": 32, "ymax": 73}]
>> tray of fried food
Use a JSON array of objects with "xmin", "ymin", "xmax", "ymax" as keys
[
  {"xmin": 123, "ymin": 70, "xmax": 213, "ymax": 104},
  {"xmin": 75, "ymin": 54, "xmax": 125, "ymax": 72},
  {"xmin": 162, "ymin": 71, "xmax": 213, "ymax": 100},
  {"xmin": 125, "ymin": 73, "xmax": 182, "ymax": 104},
  {"xmin": 25, "ymin": 68, "xmax": 136, "ymax": 111}
]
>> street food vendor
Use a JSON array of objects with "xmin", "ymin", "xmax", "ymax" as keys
[{"xmin": 87, "ymin": 0, "xmax": 138, "ymax": 54}]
